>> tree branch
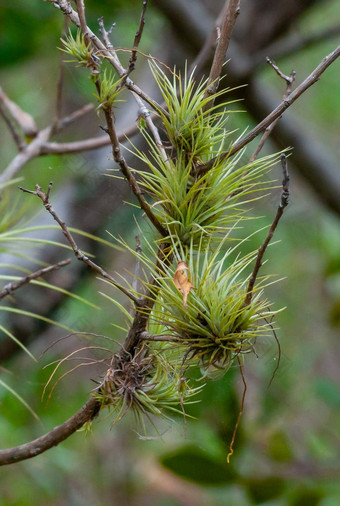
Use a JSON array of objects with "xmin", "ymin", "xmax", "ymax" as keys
[
  {"xmin": 197, "ymin": 44, "xmax": 340, "ymax": 175},
  {"xmin": 0, "ymin": 259, "xmax": 71, "ymax": 300},
  {"xmin": 202, "ymin": 0, "xmax": 240, "ymax": 110},
  {"xmin": 0, "ymin": 96, "xmax": 25, "ymax": 151},
  {"xmin": 0, "ymin": 86, "xmax": 38, "ymax": 140},
  {"xmin": 249, "ymin": 58, "xmax": 295, "ymax": 162},
  {"xmin": 0, "ymin": 396, "xmax": 100, "ymax": 466},
  {"xmin": 123, "ymin": 0, "xmax": 148, "ymax": 82}
]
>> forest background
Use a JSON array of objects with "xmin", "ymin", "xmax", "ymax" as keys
[{"xmin": 0, "ymin": 0, "xmax": 340, "ymax": 505}]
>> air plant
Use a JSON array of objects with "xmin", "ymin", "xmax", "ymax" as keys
[{"xmin": 59, "ymin": 29, "xmax": 93, "ymax": 67}]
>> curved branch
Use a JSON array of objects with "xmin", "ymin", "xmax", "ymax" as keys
[
  {"xmin": 0, "ymin": 396, "xmax": 100, "ymax": 466},
  {"xmin": 0, "ymin": 259, "xmax": 71, "ymax": 300}
]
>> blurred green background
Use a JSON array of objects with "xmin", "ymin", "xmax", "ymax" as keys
[{"xmin": 0, "ymin": 1, "xmax": 339, "ymax": 505}]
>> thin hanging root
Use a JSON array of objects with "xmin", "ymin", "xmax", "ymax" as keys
[
  {"xmin": 265, "ymin": 316, "xmax": 282, "ymax": 390},
  {"xmin": 227, "ymin": 356, "xmax": 247, "ymax": 463}
]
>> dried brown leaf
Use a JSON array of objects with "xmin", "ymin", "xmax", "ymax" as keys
[{"xmin": 173, "ymin": 261, "xmax": 194, "ymax": 308}]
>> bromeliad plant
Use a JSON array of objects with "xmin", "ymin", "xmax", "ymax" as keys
[{"xmin": 0, "ymin": 1, "xmax": 295, "ymax": 466}]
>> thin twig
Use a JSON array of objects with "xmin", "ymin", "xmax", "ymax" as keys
[
  {"xmin": 123, "ymin": 1, "xmax": 148, "ymax": 82},
  {"xmin": 0, "ymin": 259, "xmax": 71, "ymax": 300},
  {"xmin": 244, "ymin": 154, "xmax": 290, "ymax": 307},
  {"xmin": 0, "ymin": 99, "xmax": 25, "ymax": 151},
  {"xmin": 249, "ymin": 60, "xmax": 296, "ymax": 162},
  {"xmin": 266, "ymin": 56, "xmax": 296, "ymax": 87},
  {"xmin": 19, "ymin": 183, "xmax": 140, "ymax": 305},
  {"xmin": 202, "ymin": 0, "xmax": 240, "ymax": 111},
  {"xmin": 0, "ymin": 126, "xmax": 53, "ymax": 185},
  {"xmin": 98, "ymin": 17, "xmax": 116, "ymax": 50},
  {"xmin": 197, "ymin": 44, "xmax": 340, "ymax": 175},
  {"xmin": 53, "ymin": 103, "xmax": 95, "ymax": 132},
  {"xmin": 0, "ymin": 86, "xmax": 38, "ymax": 140},
  {"xmin": 122, "ymin": 242, "xmax": 173, "ymax": 355},
  {"xmin": 55, "ymin": 17, "xmax": 69, "ymax": 122},
  {"xmin": 74, "ymin": 0, "xmax": 89, "ymax": 45}
]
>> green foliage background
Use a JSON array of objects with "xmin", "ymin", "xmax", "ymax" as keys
[{"xmin": 0, "ymin": 1, "xmax": 339, "ymax": 505}]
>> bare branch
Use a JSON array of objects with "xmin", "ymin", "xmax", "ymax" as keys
[
  {"xmin": 0, "ymin": 396, "xmax": 100, "ymax": 466},
  {"xmin": 0, "ymin": 259, "xmax": 71, "ymax": 300},
  {"xmin": 41, "ymin": 121, "xmax": 138, "ymax": 155},
  {"xmin": 74, "ymin": 0, "xmax": 90, "ymax": 46},
  {"xmin": 98, "ymin": 17, "xmax": 116, "ymax": 50},
  {"xmin": 202, "ymin": 0, "xmax": 240, "ymax": 110},
  {"xmin": 244, "ymin": 154, "xmax": 289, "ymax": 307},
  {"xmin": 266, "ymin": 56, "xmax": 296, "ymax": 88},
  {"xmin": 197, "ymin": 43, "xmax": 340, "ymax": 175},
  {"xmin": 19, "ymin": 183, "xmax": 141, "ymax": 305},
  {"xmin": 0, "ymin": 96, "xmax": 25, "ymax": 151},
  {"xmin": 54, "ymin": 103, "xmax": 95, "ymax": 132}
]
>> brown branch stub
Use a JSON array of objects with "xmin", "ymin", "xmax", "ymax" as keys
[
  {"xmin": 19, "ymin": 183, "xmax": 140, "ymax": 305},
  {"xmin": 0, "ymin": 259, "xmax": 71, "ymax": 300},
  {"xmin": 244, "ymin": 154, "xmax": 290, "ymax": 307},
  {"xmin": 0, "ymin": 396, "xmax": 100, "ymax": 466},
  {"xmin": 266, "ymin": 56, "xmax": 296, "ymax": 87},
  {"xmin": 98, "ymin": 17, "xmax": 116, "ymax": 50}
]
